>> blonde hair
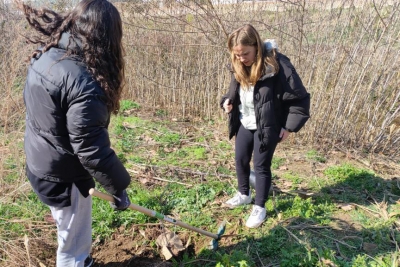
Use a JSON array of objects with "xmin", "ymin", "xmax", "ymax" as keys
[{"xmin": 227, "ymin": 24, "xmax": 279, "ymax": 89}]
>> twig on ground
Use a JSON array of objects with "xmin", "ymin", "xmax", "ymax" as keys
[
  {"xmin": 152, "ymin": 175, "xmax": 193, "ymax": 187},
  {"xmin": 281, "ymin": 225, "xmax": 307, "ymax": 246},
  {"xmin": 309, "ymin": 229, "xmax": 357, "ymax": 249},
  {"xmin": 0, "ymin": 182, "xmax": 30, "ymax": 203},
  {"xmin": 253, "ymin": 240, "xmax": 267, "ymax": 266},
  {"xmin": 23, "ymin": 234, "xmax": 31, "ymax": 267},
  {"xmin": 218, "ymin": 234, "xmax": 245, "ymax": 239},
  {"xmin": 351, "ymin": 202, "xmax": 380, "ymax": 217},
  {"xmin": 128, "ymin": 168, "xmax": 193, "ymax": 186},
  {"xmin": 182, "ymin": 259, "xmax": 217, "ymax": 265},
  {"xmin": 132, "ymin": 223, "xmax": 164, "ymax": 227},
  {"xmin": 335, "ymin": 241, "xmax": 350, "ymax": 261},
  {"xmin": 287, "ymin": 223, "xmax": 330, "ymax": 230},
  {"xmin": 390, "ymin": 226, "xmax": 399, "ymax": 250},
  {"xmin": 332, "ymin": 145, "xmax": 371, "ymax": 167}
]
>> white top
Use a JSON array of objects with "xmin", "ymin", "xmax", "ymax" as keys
[{"xmin": 239, "ymin": 85, "xmax": 257, "ymax": 130}]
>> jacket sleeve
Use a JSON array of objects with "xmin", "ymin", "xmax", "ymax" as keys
[
  {"xmin": 278, "ymin": 54, "xmax": 310, "ymax": 132},
  {"xmin": 220, "ymin": 95, "xmax": 229, "ymax": 110},
  {"xmin": 220, "ymin": 72, "xmax": 239, "ymax": 111},
  {"xmin": 66, "ymin": 84, "xmax": 131, "ymax": 195},
  {"xmin": 283, "ymin": 93, "xmax": 310, "ymax": 132}
]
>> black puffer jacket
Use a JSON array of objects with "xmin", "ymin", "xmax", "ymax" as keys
[
  {"xmin": 220, "ymin": 52, "xmax": 310, "ymax": 152},
  {"xmin": 23, "ymin": 34, "xmax": 130, "ymax": 195}
]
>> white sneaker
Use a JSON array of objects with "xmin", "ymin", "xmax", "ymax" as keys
[
  {"xmin": 225, "ymin": 191, "xmax": 252, "ymax": 207},
  {"xmin": 245, "ymin": 205, "xmax": 266, "ymax": 228}
]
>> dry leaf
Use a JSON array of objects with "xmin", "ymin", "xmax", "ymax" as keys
[
  {"xmin": 221, "ymin": 202, "xmax": 236, "ymax": 209},
  {"xmin": 164, "ymin": 147, "xmax": 173, "ymax": 153},
  {"xmin": 139, "ymin": 178, "xmax": 149, "ymax": 185},
  {"xmin": 389, "ymin": 211, "xmax": 400, "ymax": 218},
  {"xmin": 338, "ymin": 204, "xmax": 354, "ymax": 211},
  {"xmin": 156, "ymin": 233, "xmax": 170, "ymax": 247},
  {"xmin": 161, "ymin": 246, "xmax": 174, "ymax": 260},
  {"xmin": 282, "ymin": 180, "xmax": 293, "ymax": 188},
  {"xmin": 143, "ymin": 135, "xmax": 155, "ymax": 144},
  {"xmin": 296, "ymin": 191, "xmax": 314, "ymax": 199},
  {"xmin": 185, "ymin": 236, "xmax": 192, "ymax": 248},
  {"xmin": 139, "ymin": 229, "xmax": 146, "ymax": 238},
  {"xmin": 136, "ymin": 247, "xmax": 145, "ymax": 255},
  {"xmin": 321, "ymin": 258, "xmax": 338, "ymax": 266},
  {"xmin": 210, "ymin": 200, "xmax": 223, "ymax": 205},
  {"xmin": 156, "ymin": 232, "xmax": 185, "ymax": 256}
]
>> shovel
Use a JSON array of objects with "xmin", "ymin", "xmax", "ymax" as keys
[{"xmin": 89, "ymin": 188, "xmax": 225, "ymax": 250}]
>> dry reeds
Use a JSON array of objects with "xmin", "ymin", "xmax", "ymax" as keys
[
  {"xmin": 117, "ymin": 0, "xmax": 400, "ymax": 158},
  {"xmin": 0, "ymin": 0, "xmax": 399, "ymax": 162}
]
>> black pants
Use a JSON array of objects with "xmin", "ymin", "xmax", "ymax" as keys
[{"xmin": 235, "ymin": 124, "xmax": 277, "ymax": 208}]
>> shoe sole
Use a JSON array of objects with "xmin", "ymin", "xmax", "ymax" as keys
[
  {"xmin": 221, "ymin": 202, "xmax": 251, "ymax": 209},
  {"xmin": 245, "ymin": 220, "xmax": 265, "ymax": 228},
  {"xmin": 245, "ymin": 217, "xmax": 266, "ymax": 228}
]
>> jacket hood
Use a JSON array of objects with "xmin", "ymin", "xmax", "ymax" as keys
[
  {"xmin": 58, "ymin": 32, "xmax": 83, "ymax": 53},
  {"xmin": 259, "ymin": 39, "xmax": 279, "ymax": 80},
  {"xmin": 264, "ymin": 39, "xmax": 278, "ymax": 52},
  {"xmin": 259, "ymin": 64, "xmax": 277, "ymax": 81}
]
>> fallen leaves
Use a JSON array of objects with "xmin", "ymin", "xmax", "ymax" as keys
[{"xmin": 155, "ymin": 232, "xmax": 186, "ymax": 260}]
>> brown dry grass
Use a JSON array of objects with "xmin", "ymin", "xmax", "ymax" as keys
[
  {"xmin": 0, "ymin": 1, "xmax": 399, "ymax": 265},
  {"xmin": 117, "ymin": 0, "xmax": 400, "ymax": 157},
  {"xmin": 1, "ymin": 0, "xmax": 399, "ymax": 157}
]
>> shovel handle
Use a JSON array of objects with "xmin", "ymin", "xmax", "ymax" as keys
[{"xmin": 89, "ymin": 188, "xmax": 219, "ymax": 239}]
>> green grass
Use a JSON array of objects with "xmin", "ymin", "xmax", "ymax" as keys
[
  {"xmin": 271, "ymin": 156, "xmax": 285, "ymax": 169},
  {"xmin": 280, "ymin": 172, "xmax": 303, "ymax": 189},
  {"xmin": 1, "ymin": 110, "xmax": 399, "ymax": 267},
  {"xmin": 322, "ymin": 164, "xmax": 386, "ymax": 203},
  {"xmin": 120, "ymin": 100, "xmax": 140, "ymax": 112},
  {"xmin": 92, "ymin": 180, "xmax": 174, "ymax": 239},
  {"xmin": 104, "ymin": 113, "xmax": 399, "ymax": 266},
  {"xmin": 0, "ymin": 191, "xmax": 49, "ymax": 238},
  {"xmin": 306, "ymin": 149, "xmax": 327, "ymax": 163}
]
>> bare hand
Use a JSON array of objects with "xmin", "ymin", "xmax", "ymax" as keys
[
  {"xmin": 223, "ymin": 99, "xmax": 232, "ymax": 113},
  {"xmin": 279, "ymin": 128, "xmax": 290, "ymax": 142}
]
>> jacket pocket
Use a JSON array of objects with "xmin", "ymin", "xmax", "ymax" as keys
[{"xmin": 260, "ymin": 126, "xmax": 280, "ymax": 150}]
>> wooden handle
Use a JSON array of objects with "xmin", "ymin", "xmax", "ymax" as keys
[{"xmin": 89, "ymin": 188, "xmax": 218, "ymax": 239}]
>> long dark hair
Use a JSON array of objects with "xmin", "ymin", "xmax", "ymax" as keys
[
  {"xmin": 227, "ymin": 24, "xmax": 278, "ymax": 88},
  {"xmin": 20, "ymin": 0, "xmax": 125, "ymax": 114}
]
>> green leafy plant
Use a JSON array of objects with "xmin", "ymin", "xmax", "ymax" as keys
[
  {"xmin": 271, "ymin": 156, "xmax": 284, "ymax": 169},
  {"xmin": 119, "ymin": 100, "xmax": 140, "ymax": 112},
  {"xmin": 306, "ymin": 149, "xmax": 327, "ymax": 163}
]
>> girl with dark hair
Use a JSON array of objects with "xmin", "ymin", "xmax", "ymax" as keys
[
  {"xmin": 20, "ymin": 0, "xmax": 131, "ymax": 266},
  {"xmin": 221, "ymin": 24, "xmax": 310, "ymax": 228}
]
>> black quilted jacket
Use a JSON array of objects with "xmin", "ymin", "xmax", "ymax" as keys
[
  {"xmin": 23, "ymin": 33, "xmax": 130, "ymax": 195},
  {"xmin": 220, "ymin": 53, "xmax": 310, "ymax": 152}
]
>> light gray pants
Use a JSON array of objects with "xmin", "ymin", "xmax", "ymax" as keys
[{"xmin": 50, "ymin": 184, "xmax": 92, "ymax": 267}]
